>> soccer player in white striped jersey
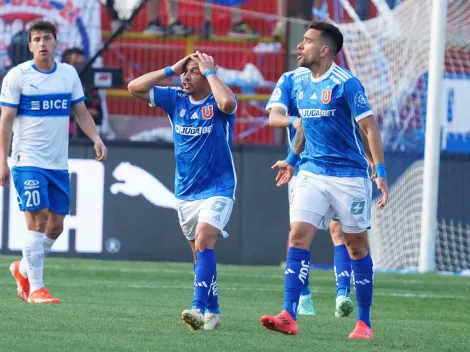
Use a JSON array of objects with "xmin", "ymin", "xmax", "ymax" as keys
[{"xmin": 0, "ymin": 20, "xmax": 107, "ymax": 304}]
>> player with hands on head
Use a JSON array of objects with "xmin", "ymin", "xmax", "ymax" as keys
[{"xmin": 128, "ymin": 51, "xmax": 237, "ymax": 331}]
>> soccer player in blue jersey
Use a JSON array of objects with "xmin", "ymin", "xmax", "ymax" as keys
[
  {"xmin": 128, "ymin": 51, "xmax": 237, "ymax": 331},
  {"xmin": 261, "ymin": 21, "xmax": 388, "ymax": 339},
  {"xmin": 266, "ymin": 65, "xmax": 376, "ymax": 318},
  {"xmin": 0, "ymin": 20, "xmax": 108, "ymax": 304}
]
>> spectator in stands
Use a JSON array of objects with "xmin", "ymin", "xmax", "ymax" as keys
[
  {"xmin": 0, "ymin": 30, "xmax": 32, "ymax": 86},
  {"xmin": 62, "ymin": 48, "xmax": 103, "ymax": 137},
  {"xmin": 271, "ymin": 0, "xmax": 326, "ymax": 40},
  {"xmin": 144, "ymin": 0, "xmax": 195, "ymax": 36},
  {"xmin": 105, "ymin": 0, "xmax": 130, "ymax": 33},
  {"xmin": 201, "ymin": 0, "xmax": 260, "ymax": 40}
]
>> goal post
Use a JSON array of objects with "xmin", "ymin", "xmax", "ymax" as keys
[{"xmin": 419, "ymin": 0, "xmax": 448, "ymax": 273}]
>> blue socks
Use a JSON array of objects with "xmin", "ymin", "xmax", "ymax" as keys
[
  {"xmin": 283, "ymin": 247, "xmax": 311, "ymax": 320},
  {"xmin": 352, "ymin": 253, "xmax": 374, "ymax": 328},
  {"xmin": 334, "ymin": 244, "xmax": 352, "ymax": 297},
  {"xmin": 192, "ymin": 249, "xmax": 216, "ymax": 312}
]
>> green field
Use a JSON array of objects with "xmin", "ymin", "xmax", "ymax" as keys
[{"xmin": 0, "ymin": 256, "xmax": 469, "ymax": 352}]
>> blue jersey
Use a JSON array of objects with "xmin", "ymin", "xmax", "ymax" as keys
[
  {"xmin": 266, "ymin": 68, "xmax": 309, "ymax": 176},
  {"xmin": 150, "ymin": 86, "xmax": 237, "ymax": 200},
  {"xmin": 294, "ymin": 63, "xmax": 372, "ymax": 178}
]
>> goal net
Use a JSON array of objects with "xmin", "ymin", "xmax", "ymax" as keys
[{"xmin": 337, "ymin": 0, "xmax": 470, "ymax": 272}]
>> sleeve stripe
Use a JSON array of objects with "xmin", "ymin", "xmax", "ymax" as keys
[
  {"xmin": 266, "ymin": 102, "xmax": 288, "ymax": 113},
  {"xmin": 149, "ymin": 87, "xmax": 156, "ymax": 107},
  {"xmin": 0, "ymin": 101, "xmax": 19, "ymax": 108},
  {"xmin": 71, "ymin": 96, "xmax": 85, "ymax": 105},
  {"xmin": 355, "ymin": 110, "xmax": 373, "ymax": 122}
]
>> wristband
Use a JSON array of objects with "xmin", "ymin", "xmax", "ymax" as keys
[
  {"xmin": 288, "ymin": 116, "xmax": 297, "ymax": 126},
  {"xmin": 164, "ymin": 66, "xmax": 174, "ymax": 77},
  {"xmin": 204, "ymin": 70, "xmax": 216, "ymax": 78},
  {"xmin": 286, "ymin": 152, "xmax": 300, "ymax": 167},
  {"xmin": 375, "ymin": 164, "xmax": 387, "ymax": 179}
]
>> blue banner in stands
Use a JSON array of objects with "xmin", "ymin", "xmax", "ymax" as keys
[{"xmin": 209, "ymin": 0, "xmax": 248, "ymax": 6}]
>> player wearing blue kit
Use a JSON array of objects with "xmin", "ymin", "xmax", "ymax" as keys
[
  {"xmin": 0, "ymin": 20, "xmax": 108, "ymax": 304},
  {"xmin": 261, "ymin": 22, "xmax": 388, "ymax": 339},
  {"xmin": 128, "ymin": 51, "xmax": 237, "ymax": 331},
  {"xmin": 267, "ymin": 66, "xmax": 376, "ymax": 318}
]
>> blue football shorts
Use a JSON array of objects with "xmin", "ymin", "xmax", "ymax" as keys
[{"xmin": 12, "ymin": 166, "xmax": 71, "ymax": 215}]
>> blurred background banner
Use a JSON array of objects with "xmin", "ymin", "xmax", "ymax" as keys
[
  {"xmin": 0, "ymin": 0, "xmax": 101, "ymax": 71},
  {"xmin": 0, "ymin": 141, "xmax": 467, "ymax": 271}
]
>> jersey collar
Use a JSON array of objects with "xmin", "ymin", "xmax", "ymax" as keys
[
  {"xmin": 31, "ymin": 60, "xmax": 57, "ymax": 74},
  {"xmin": 310, "ymin": 62, "xmax": 336, "ymax": 83},
  {"xmin": 189, "ymin": 93, "xmax": 212, "ymax": 105}
]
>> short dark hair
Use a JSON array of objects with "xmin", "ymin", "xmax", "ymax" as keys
[
  {"xmin": 28, "ymin": 20, "xmax": 57, "ymax": 42},
  {"xmin": 309, "ymin": 21, "xmax": 343, "ymax": 56},
  {"xmin": 62, "ymin": 47, "xmax": 85, "ymax": 63}
]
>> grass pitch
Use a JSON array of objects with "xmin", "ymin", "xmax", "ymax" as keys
[{"xmin": 0, "ymin": 256, "xmax": 468, "ymax": 352}]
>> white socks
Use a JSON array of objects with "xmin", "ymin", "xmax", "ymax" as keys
[
  {"xmin": 19, "ymin": 233, "xmax": 57, "ymax": 293},
  {"xmin": 22, "ymin": 231, "xmax": 45, "ymax": 292},
  {"xmin": 43, "ymin": 235, "xmax": 56, "ymax": 256}
]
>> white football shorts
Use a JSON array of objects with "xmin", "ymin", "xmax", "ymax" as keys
[
  {"xmin": 176, "ymin": 196, "xmax": 234, "ymax": 240},
  {"xmin": 290, "ymin": 170, "xmax": 372, "ymax": 233}
]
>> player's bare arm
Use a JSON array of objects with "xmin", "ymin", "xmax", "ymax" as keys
[
  {"xmin": 268, "ymin": 106, "xmax": 301, "ymax": 129},
  {"xmin": 71, "ymin": 101, "xmax": 108, "ymax": 162},
  {"xmin": 291, "ymin": 119, "xmax": 305, "ymax": 154},
  {"xmin": 358, "ymin": 115, "xmax": 389, "ymax": 208},
  {"xmin": 359, "ymin": 129, "xmax": 376, "ymax": 179},
  {"xmin": 0, "ymin": 106, "xmax": 16, "ymax": 186},
  {"xmin": 191, "ymin": 51, "xmax": 236, "ymax": 114},
  {"xmin": 128, "ymin": 55, "xmax": 193, "ymax": 103}
]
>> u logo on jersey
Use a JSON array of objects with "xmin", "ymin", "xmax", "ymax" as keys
[
  {"xmin": 202, "ymin": 105, "xmax": 214, "ymax": 119},
  {"xmin": 321, "ymin": 90, "xmax": 332, "ymax": 104}
]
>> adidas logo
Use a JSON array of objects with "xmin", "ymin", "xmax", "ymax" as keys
[
  {"xmin": 195, "ymin": 281, "xmax": 208, "ymax": 287},
  {"xmin": 355, "ymin": 279, "xmax": 371, "ymax": 285},
  {"xmin": 285, "ymin": 268, "xmax": 295, "ymax": 275},
  {"xmin": 213, "ymin": 214, "xmax": 221, "ymax": 222},
  {"xmin": 337, "ymin": 271, "xmax": 350, "ymax": 278},
  {"xmin": 310, "ymin": 92, "xmax": 317, "ymax": 100},
  {"xmin": 190, "ymin": 112, "xmax": 199, "ymax": 119}
]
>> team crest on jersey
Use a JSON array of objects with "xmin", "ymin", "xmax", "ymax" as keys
[
  {"xmin": 354, "ymin": 92, "xmax": 368, "ymax": 107},
  {"xmin": 298, "ymin": 91, "xmax": 304, "ymax": 101},
  {"xmin": 321, "ymin": 90, "xmax": 332, "ymax": 104},
  {"xmin": 271, "ymin": 88, "xmax": 281, "ymax": 101},
  {"xmin": 202, "ymin": 105, "xmax": 214, "ymax": 119},
  {"xmin": 179, "ymin": 109, "xmax": 186, "ymax": 117}
]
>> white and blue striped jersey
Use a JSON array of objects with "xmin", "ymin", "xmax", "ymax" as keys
[
  {"xmin": 266, "ymin": 67, "xmax": 309, "ymax": 176},
  {"xmin": 150, "ymin": 86, "xmax": 237, "ymax": 201},
  {"xmin": 294, "ymin": 63, "xmax": 372, "ymax": 178},
  {"xmin": 0, "ymin": 60, "xmax": 85, "ymax": 170}
]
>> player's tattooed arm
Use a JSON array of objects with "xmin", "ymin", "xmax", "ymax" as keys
[
  {"xmin": 128, "ymin": 55, "xmax": 193, "ymax": 103},
  {"xmin": 292, "ymin": 119, "xmax": 305, "ymax": 154}
]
